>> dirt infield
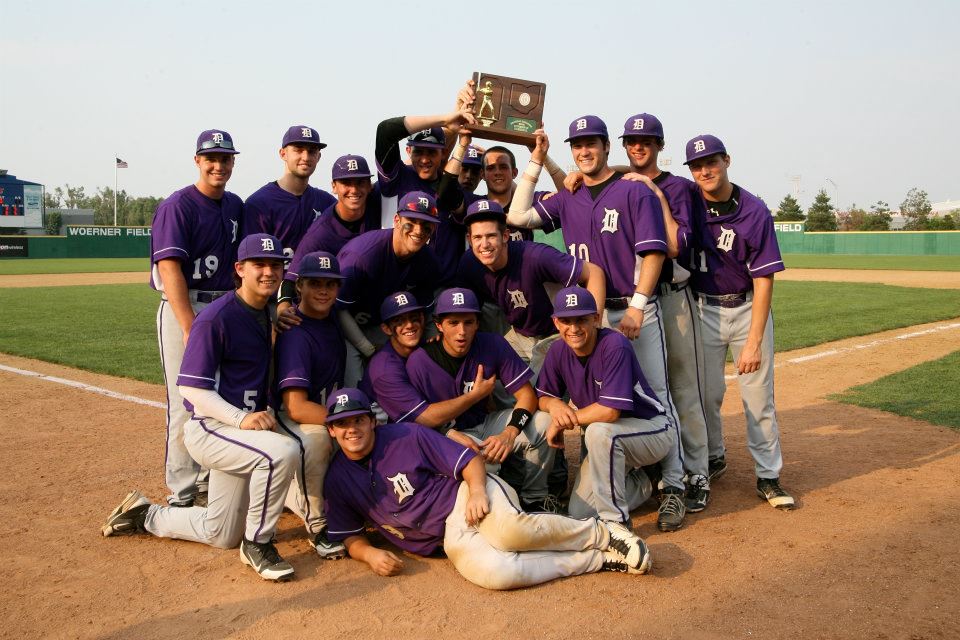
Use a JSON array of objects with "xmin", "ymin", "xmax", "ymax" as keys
[
  {"xmin": 0, "ymin": 271, "xmax": 146, "ymax": 288},
  {"xmin": 777, "ymin": 268, "xmax": 960, "ymax": 289},
  {"xmin": 3, "ymin": 318, "xmax": 959, "ymax": 640}
]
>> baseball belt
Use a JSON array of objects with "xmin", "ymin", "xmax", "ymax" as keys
[
  {"xmin": 658, "ymin": 280, "xmax": 689, "ymax": 297},
  {"xmin": 696, "ymin": 291, "xmax": 752, "ymax": 308}
]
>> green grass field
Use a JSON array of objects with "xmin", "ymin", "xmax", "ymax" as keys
[
  {"xmin": 0, "ymin": 258, "xmax": 150, "ymax": 275},
  {"xmin": 830, "ymin": 350, "xmax": 960, "ymax": 430},
  {"xmin": 1, "ymin": 280, "xmax": 958, "ymax": 386},
  {"xmin": 782, "ymin": 254, "xmax": 960, "ymax": 271}
]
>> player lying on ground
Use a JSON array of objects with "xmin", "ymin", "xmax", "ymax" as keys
[{"xmin": 323, "ymin": 388, "xmax": 654, "ymax": 590}]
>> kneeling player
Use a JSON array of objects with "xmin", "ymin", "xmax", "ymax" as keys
[{"xmin": 323, "ymin": 388, "xmax": 653, "ymax": 590}]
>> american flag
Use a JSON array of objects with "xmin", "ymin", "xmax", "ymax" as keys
[{"xmin": 116, "ymin": 157, "xmax": 128, "ymax": 169}]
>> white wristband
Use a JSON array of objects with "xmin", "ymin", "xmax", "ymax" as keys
[{"xmin": 629, "ymin": 293, "xmax": 649, "ymax": 310}]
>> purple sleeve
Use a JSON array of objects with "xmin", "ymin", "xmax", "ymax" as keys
[
  {"xmin": 631, "ymin": 188, "xmax": 667, "ymax": 255},
  {"xmin": 747, "ymin": 214, "xmax": 785, "ymax": 278},
  {"xmin": 534, "ymin": 192, "xmax": 562, "ymax": 233},
  {"xmin": 151, "ymin": 201, "xmax": 189, "ymax": 263},
  {"xmin": 324, "ymin": 464, "xmax": 367, "ymax": 542},
  {"xmin": 413, "ymin": 424, "xmax": 477, "ymax": 480},
  {"xmin": 401, "ymin": 350, "xmax": 438, "ymax": 418},
  {"xmin": 491, "ymin": 335, "xmax": 533, "ymax": 394},
  {"xmin": 531, "ymin": 242, "xmax": 583, "ymax": 287},
  {"xmin": 241, "ymin": 194, "xmax": 269, "ymax": 238},
  {"xmin": 665, "ymin": 179, "xmax": 696, "ymax": 255},
  {"xmin": 275, "ymin": 331, "xmax": 311, "ymax": 391},
  {"xmin": 177, "ymin": 317, "xmax": 221, "ymax": 390},
  {"xmin": 534, "ymin": 344, "xmax": 566, "ymax": 399},
  {"xmin": 369, "ymin": 355, "xmax": 428, "ymax": 422},
  {"xmin": 595, "ymin": 337, "xmax": 636, "ymax": 412}
]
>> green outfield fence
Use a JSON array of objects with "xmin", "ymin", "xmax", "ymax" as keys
[
  {"xmin": 774, "ymin": 229, "xmax": 960, "ymax": 255},
  {"xmin": 0, "ymin": 226, "xmax": 151, "ymax": 258}
]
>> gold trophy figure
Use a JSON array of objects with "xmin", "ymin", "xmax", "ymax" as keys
[{"xmin": 477, "ymin": 81, "xmax": 498, "ymax": 127}]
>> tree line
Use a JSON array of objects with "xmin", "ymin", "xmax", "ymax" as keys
[
  {"xmin": 774, "ymin": 188, "xmax": 958, "ymax": 232},
  {"xmin": 42, "ymin": 185, "xmax": 164, "ymax": 235}
]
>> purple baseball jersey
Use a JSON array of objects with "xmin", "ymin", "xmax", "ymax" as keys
[
  {"xmin": 654, "ymin": 172, "xmax": 697, "ymax": 264},
  {"xmin": 336, "ymin": 229, "xmax": 440, "ymax": 326},
  {"xmin": 286, "ymin": 193, "xmax": 383, "ymax": 280},
  {"xmin": 689, "ymin": 185, "xmax": 785, "ymax": 296},
  {"xmin": 378, "ymin": 163, "xmax": 465, "ymax": 286},
  {"xmin": 325, "ymin": 422, "xmax": 476, "ymax": 555},
  {"xmin": 404, "ymin": 333, "xmax": 533, "ymax": 428},
  {"xmin": 535, "ymin": 179, "xmax": 666, "ymax": 297},
  {"xmin": 242, "ymin": 182, "xmax": 337, "ymax": 256},
  {"xmin": 360, "ymin": 342, "xmax": 423, "ymax": 422},
  {"xmin": 150, "ymin": 185, "xmax": 242, "ymax": 292},
  {"xmin": 273, "ymin": 308, "xmax": 346, "ymax": 409},
  {"xmin": 536, "ymin": 328, "xmax": 665, "ymax": 421},
  {"xmin": 177, "ymin": 292, "xmax": 271, "ymax": 415},
  {"xmin": 457, "ymin": 241, "xmax": 583, "ymax": 338}
]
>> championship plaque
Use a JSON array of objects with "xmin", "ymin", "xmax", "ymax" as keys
[{"xmin": 469, "ymin": 72, "xmax": 546, "ymax": 145}]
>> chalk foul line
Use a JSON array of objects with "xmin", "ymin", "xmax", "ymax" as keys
[{"xmin": 0, "ymin": 363, "xmax": 165, "ymax": 409}]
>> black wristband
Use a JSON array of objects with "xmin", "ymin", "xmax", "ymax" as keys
[
  {"xmin": 507, "ymin": 408, "xmax": 533, "ymax": 431},
  {"xmin": 277, "ymin": 279, "xmax": 297, "ymax": 305}
]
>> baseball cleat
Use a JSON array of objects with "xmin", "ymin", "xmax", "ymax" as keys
[
  {"xmin": 102, "ymin": 490, "xmax": 151, "ymax": 537},
  {"xmin": 708, "ymin": 456, "xmax": 727, "ymax": 482},
  {"xmin": 603, "ymin": 520, "xmax": 649, "ymax": 573},
  {"xmin": 756, "ymin": 477, "xmax": 795, "ymax": 510},
  {"xmin": 657, "ymin": 487, "xmax": 686, "ymax": 532},
  {"xmin": 685, "ymin": 475, "xmax": 710, "ymax": 513},
  {"xmin": 601, "ymin": 543, "xmax": 652, "ymax": 575},
  {"xmin": 313, "ymin": 528, "xmax": 347, "ymax": 560},
  {"xmin": 240, "ymin": 538, "xmax": 295, "ymax": 581}
]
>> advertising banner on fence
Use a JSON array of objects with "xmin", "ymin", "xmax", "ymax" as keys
[{"xmin": 0, "ymin": 238, "xmax": 29, "ymax": 257}]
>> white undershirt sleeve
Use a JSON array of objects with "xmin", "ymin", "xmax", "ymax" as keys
[{"xmin": 179, "ymin": 386, "xmax": 246, "ymax": 428}]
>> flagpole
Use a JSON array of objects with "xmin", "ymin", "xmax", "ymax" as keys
[{"xmin": 113, "ymin": 153, "xmax": 118, "ymax": 226}]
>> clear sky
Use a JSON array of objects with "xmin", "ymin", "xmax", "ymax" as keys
[{"xmin": 2, "ymin": 0, "xmax": 956, "ymax": 211}]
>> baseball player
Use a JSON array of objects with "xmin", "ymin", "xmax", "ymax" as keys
[
  {"xmin": 103, "ymin": 233, "xmax": 300, "ymax": 581},
  {"xmin": 456, "ymin": 198, "xmax": 606, "ymax": 372},
  {"xmin": 242, "ymin": 125, "xmax": 336, "ymax": 260},
  {"xmin": 684, "ymin": 134, "xmax": 795, "ymax": 510},
  {"xmin": 150, "ymin": 128, "xmax": 243, "ymax": 507},
  {"xmin": 273, "ymin": 250, "xmax": 349, "ymax": 559},
  {"xmin": 457, "ymin": 144, "xmax": 484, "ymax": 193},
  {"xmin": 323, "ymin": 388, "xmax": 653, "ymax": 589},
  {"xmin": 403, "ymin": 287, "xmax": 556, "ymax": 511},
  {"xmin": 536, "ymin": 286, "xmax": 673, "ymax": 528},
  {"xmin": 277, "ymin": 154, "xmax": 382, "ymax": 328},
  {"xmin": 507, "ymin": 121, "xmax": 688, "ymax": 532},
  {"xmin": 335, "ymin": 191, "xmax": 441, "ymax": 385},
  {"xmin": 358, "ymin": 292, "xmax": 428, "ymax": 423}
]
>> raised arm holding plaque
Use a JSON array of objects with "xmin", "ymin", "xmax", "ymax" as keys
[{"xmin": 469, "ymin": 72, "xmax": 546, "ymax": 145}]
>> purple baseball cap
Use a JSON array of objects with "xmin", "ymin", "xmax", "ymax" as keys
[
  {"xmin": 684, "ymin": 134, "xmax": 727, "ymax": 165},
  {"xmin": 332, "ymin": 154, "xmax": 373, "ymax": 181},
  {"xmin": 326, "ymin": 388, "xmax": 374, "ymax": 423},
  {"xmin": 619, "ymin": 113, "xmax": 664, "ymax": 139},
  {"xmin": 463, "ymin": 198, "xmax": 506, "ymax": 226},
  {"xmin": 282, "ymin": 125, "xmax": 327, "ymax": 149},
  {"xmin": 237, "ymin": 233, "xmax": 288, "ymax": 261},
  {"xmin": 407, "ymin": 127, "xmax": 446, "ymax": 149},
  {"xmin": 435, "ymin": 287, "xmax": 481, "ymax": 315},
  {"xmin": 380, "ymin": 291, "xmax": 425, "ymax": 323},
  {"xmin": 564, "ymin": 115, "xmax": 608, "ymax": 143},
  {"xmin": 552, "ymin": 285, "xmax": 598, "ymax": 318},
  {"xmin": 462, "ymin": 145, "xmax": 483, "ymax": 166},
  {"xmin": 298, "ymin": 251, "xmax": 344, "ymax": 279},
  {"xmin": 196, "ymin": 129, "xmax": 239, "ymax": 155},
  {"xmin": 396, "ymin": 191, "xmax": 440, "ymax": 223}
]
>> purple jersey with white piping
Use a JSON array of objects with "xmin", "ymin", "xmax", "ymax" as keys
[
  {"xmin": 360, "ymin": 341, "xmax": 423, "ymax": 422},
  {"xmin": 324, "ymin": 422, "xmax": 476, "ymax": 555},
  {"xmin": 149, "ymin": 185, "xmax": 241, "ymax": 291},
  {"xmin": 654, "ymin": 172, "xmax": 697, "ymax": 267},
  {"xmin": 177, "ymin": 293, "xmax": 271, "ymax": 415},
  {"xmin": 536, "ymin": 328, "xmax": 665, "ymax": 421},
  {"xmin": 689, "ymin": 185, "xmax": 785, "ymax": 295},
  {"xmin": 404, "ymin": 333, "xmax": 532, "ymax": 429},
  {"xmin": 273, "ymin": 308, "xmax": 345, "ymax": 409},
  {"xmin": 457, "ymin": 241, "xmax": 582, "ymax": 338},
  {"xmin": 242, "ymin": 182, "xmax": 336, "ymax": 256},
  {"xmin": 535, "ymin": 178, "xmax": 666, "ymax": 297}
]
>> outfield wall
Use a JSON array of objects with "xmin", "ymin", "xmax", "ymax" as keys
[
  {"xmin": 0, "ymin": 226, "xmax": 150, "ymax": 258},
  {"xmin": 775, "ymin": 231, "xmax": 960, "ymax": 256}
]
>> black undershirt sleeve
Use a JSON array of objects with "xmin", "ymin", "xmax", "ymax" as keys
[
  {"xmin": 374, "ymin": 116, "xmax": 409, "ymax": 179},
  {"xmin": 436, "ymin": 171, "xmax": 465, "ymax": 213}
]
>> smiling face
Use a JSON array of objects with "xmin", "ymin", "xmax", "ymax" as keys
[
  {"xmin": 482, "ymin": 151, "xmax": 517, "ymax": 197},
  {"xmin": 297, "ymin": 277, "xmax": 339, "ymax": 319},
  {"xmin": 280, "ymin": 143, "xmax": 321, "ymax": 180},
  {"xmin": 332, "ymin": 177, "xmax": 372, "ymax": 220},
  {"xmin": 393, "ymin": 214, "xmax": 435, "ymax": 257},
  {"xmin": 687, "ymin": 153, "xmax": 732, "ymax": 200},
  {"xmin": 195, "ymin": 152, "xmax": 235, "ymax": 195},
  {"xmin": 407, "ymin": 146, "xmax": 444, "ymax": 181},
  {"xmin": 553, "ymin": 314, "xmax": 599, "ymax": 356},
  {"xmin": 381, "ymin": 310, "xmax": 424, "ymax": 355},
  {"xmin": 467, "ymin": 219, "xmax": 509, "ymax": 270},
  {"xmin": 236, "ymin": 258, "xmax": 284, "ymax": 307},
  {"xmin": 569, "ymin": 136, "xmax": 610, "ymax": 178},
  {"xmin": 436, "ymin": 313, "xmax": 479, "ymax": 357},
  {"xmin": 326, "ymin": 413, "xmax": 376, "ymax": 460},
  {"xmin": 622, "ymin": 135, "xmax": 663, "ymax": 172}
]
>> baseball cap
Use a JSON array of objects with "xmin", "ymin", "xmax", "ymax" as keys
[
  {"xmin": 564, "ymin": 115, "xmax": 608, "ymax": 143},
  {"xmin": 552, "ymin": 285, "xmax": 598, "ymax": 318},
  {"xmin": 435, "ymin": 287, "xmax": 481, "ymax": 315},
  {"xmin": 332, "ymin": 154, "xmax": 373, "ymax": 181},
  {"xmin": 619, "ymin": 113, "xmax": 664, "ymax": 139},
  {"xmin": 196, "ymin": 129, "xmax": 239, "ymax": 155},
  {"xmin": 282, "ymin": 125, "xmax": 327, "ymax": 149},
  {"xmin": 684, "ymin": 134, "xmax": 727, "ymax": 165},
  {"xmin": 325, "ymin": 388, "xmax": 374, "ymax": 423},
  {"xmin": 396, "ymin": 191, "xmax": 440, "ymax": 223},
  {"xmin": 298, "ymin": 251, "xmax": 344, "ymax": 279},
  {"xmin": 463, "ymin": 198, "xmax": 506, "ymax": 226},
  {"xmin": 380, "ymin": 291, "xmax": 425, "ymax": 323},
  {"xmin": 237, "ymin": 233, "xmax": 288, "ymax": 262},
  {"xmin": 462, "ymin": 145, "xmax": 483, "ymax": 166},
  {"xmin": 407, "ymin": 127, "xmax": 446, "ymax": 149}
]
